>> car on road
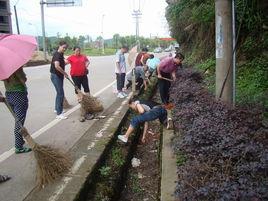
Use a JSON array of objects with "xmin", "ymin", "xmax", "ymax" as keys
[
  {"xmin": 154, "ymin": 47, "xmax": 162, "ymax": 53},
  {"xmin": 164, "ymin": 47, "xmax": 172, "ymax": 52}
]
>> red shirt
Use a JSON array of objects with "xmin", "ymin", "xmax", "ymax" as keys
[
  {"xmin": 67, "ymin": 54, "xmax": 89, "ymax": 76},
  {"xmin": 135, "ymin": 52, "xmax": 144, "ymax": 67}
]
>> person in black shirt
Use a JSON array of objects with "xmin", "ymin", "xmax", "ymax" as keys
[{"xmin": 50, "ymin": 41, "xmax": 69, "ymax": 120}]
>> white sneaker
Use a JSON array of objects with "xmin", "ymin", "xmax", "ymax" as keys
[
  {"xmin": 122, "ymin": 92, "xmax": 128, "ymax": 97},
  {"xmin": 56, "ymin": 114, "xmax": 68, "ymax": 120},
  {"xmin": 54, "ymin": 110, "xmax": 65, "ymax": 114},
  {"xmin": 117, "ymin": 92, "xmax": 125, "ymax": 99},
  {"xmin": 118, "ymin": 135, "xmax": 128, "ymax": 143},
  {"xmin": 167, "ymin": 118, "xmax": 173, "ymax": 130}
]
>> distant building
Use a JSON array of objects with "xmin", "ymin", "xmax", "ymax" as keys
[{"xmin": 0, "ymin": 0, "xmax": 12, "ymax": 33}]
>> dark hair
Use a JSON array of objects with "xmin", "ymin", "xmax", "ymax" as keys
[
  {"xmin": 121, "ymin": 45, "xmax": 129, "ymax": 50},
  {"xmin": 128, "ymin": 98, "xmax": 136, "ymax": 105},
  {"xmin": 175, "ymin": 52, "xmax": 185, "ymax": 60},
  {"xmin": 149, "ymin": 54, "xmax": 154, "ymax": 59},
  {"xmin": 73, "ymin": 46, "xmax": 81, "ymax": 51},
  {"xmin": 59, "ymin": 41, "xmax": 67, "ymax": 46},
  {"xmin": 142, "ymin": 47, "xmax": 148, "ymax": 52}
]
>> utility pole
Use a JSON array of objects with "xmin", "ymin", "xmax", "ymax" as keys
[
  {"xmin": 101, "ymin": 14, "xmax": 105, "ymax": 55},
  {"xmin": 215, "ymin": 0, "xmax": 233, "ymax": 106},
  {"xmin": 232, "ymin": 0, "xmax": 236, "ymax": 107},
  {"xmin": 132, "ymin": 0, "xmax": 142, "ymax": 51},
  {"xmin": 40, "ymin": 0, "xmax": 47, "ymax": 60},
  {"xmin": 14, "ymin": 5, "xmax": 20, "ymax": 34}
]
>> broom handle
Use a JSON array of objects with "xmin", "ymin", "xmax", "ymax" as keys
[
  {"xmin": 0, "ymin": 90, "xmax": 36, "ymax": 148},
  {"xmin": 159, "ymin": 77, "xmax": 174, "ymax": 82},
  {"xmin": 65, "ymin": 77, "xmax": 82, "ymax": 94}
]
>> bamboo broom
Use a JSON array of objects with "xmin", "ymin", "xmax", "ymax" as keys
[
  {"xmin": 66, "ymin": 77, "xmax": 104, "ymax": 113},
  {"xmin": 0, "ymin": 91, "xmax": 72, "ymax": 188}
]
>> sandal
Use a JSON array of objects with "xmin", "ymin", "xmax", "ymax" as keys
[
  {"xmin": 15, "ymin": 147, "xmax": 32, "ymax": 154},
  {"xmin": 0, "ymin": 175, "xmax": 11, "ymax": 183}
]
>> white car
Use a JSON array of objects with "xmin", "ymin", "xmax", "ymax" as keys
[{"xmin": 154, "ymin": 47, "xmax": 162, "ymax": 53}]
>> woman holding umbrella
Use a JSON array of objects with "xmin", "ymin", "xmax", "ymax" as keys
[
  {"xmin": 0, "ymin": 68, "xmax": 32, "ymax": 153},
  {"xmin": 50, "ymin": 41, "xmax": 69, "ymax": 120}
]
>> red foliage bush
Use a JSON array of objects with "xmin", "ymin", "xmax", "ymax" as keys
[{"xmin": 170, "ymin": 68, "xmax": 268, "ymax": 200}]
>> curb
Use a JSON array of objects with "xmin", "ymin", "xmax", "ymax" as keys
[{"xmin": 161, "ymin": 128, "xmax": 177, "ymax": 201}]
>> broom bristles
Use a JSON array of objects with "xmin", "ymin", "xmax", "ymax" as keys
[
  {"xmin": 81, "ymin": 94, "xmax": 104, "ymax": 113},
  {"xmin": 22, "ymin": 128, "xmax": 72, "ymax": 187},
  {"xmin": 33, "ymin": 144, "xmax": 72, "ymax": 188}
]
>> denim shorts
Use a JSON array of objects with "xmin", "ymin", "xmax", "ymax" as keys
[{"xmin": 130, "ymin": 106, "xmax": 167, "ymax": 128}]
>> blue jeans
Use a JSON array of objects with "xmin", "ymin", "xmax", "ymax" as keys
[
  {"xmin": 51, "ymin": 73, "xmax": 64, "ymax": 115},
  {"xmin": 130, "ymin": 106, "xmax": 167, "ymax": 128}
]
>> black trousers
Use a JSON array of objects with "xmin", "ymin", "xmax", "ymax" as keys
[
  {"xmin": 71, "ymin": 75, "xmax": 90, "ymax": 94},
  {"xmin": 158, "ymin": 71, "xmax": 171, "ymax": 104},
  {"xmin": 116, "ymin": 73, "xmax": 126, "ymax": 91}
]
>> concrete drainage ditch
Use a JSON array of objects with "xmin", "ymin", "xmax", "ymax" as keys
[{"xmin": 76, "ymin": 79, "xmax": 160, "ymax": 201}]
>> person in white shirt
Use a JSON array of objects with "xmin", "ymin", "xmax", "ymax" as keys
[{"xmin": 115, "ymin": 46, "xmax": 128, "ymax": 98}]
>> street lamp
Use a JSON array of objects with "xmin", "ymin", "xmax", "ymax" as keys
[
  {"xmin": 28, "ymin": 23, "xmax": 39, "ymax": 51},
  {"xmin": 101, "ymin": 14, "xmax": 105, "ymax": 55}
]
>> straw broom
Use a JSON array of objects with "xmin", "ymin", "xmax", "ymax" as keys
[
  {"xmin": 66, "ymin": 77, "xmax": 104, "ymax": 113},
  {"xmin": 0, "ymin": 91, "xmax": 72, "ymax": 188}
]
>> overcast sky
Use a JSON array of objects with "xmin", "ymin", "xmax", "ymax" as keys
[{"xmin": 9, "ymin": 0, "xmax": 170, "ymax": 40}]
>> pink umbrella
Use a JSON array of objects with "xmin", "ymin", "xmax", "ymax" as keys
[{"xmin": 0, "ymin": 34, "xmax": 37, "ymax": 80}]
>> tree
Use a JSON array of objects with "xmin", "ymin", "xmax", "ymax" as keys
[
  {"xmin": 112, "ymin": 34, "xmax": 120, "ymax": 48},
  {"xmin": 78, "ymin": 35, "xmax": 86, "ymax": 48}
]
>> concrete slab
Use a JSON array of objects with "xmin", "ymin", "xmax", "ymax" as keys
[{"xmin": 161, "ymin": 128, "xmax": 177, "ymax": 201}]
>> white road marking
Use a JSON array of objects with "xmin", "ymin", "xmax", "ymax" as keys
[
  {"xmin": 70, "ymin": 154, "xmax": 87, "ymax": 174},
  {"xmin": 87, "ymin": 142, "xmax": 96, "ymax": 150},
  {"xmin": 48, "ymin": 154, "xmax": 87, "ymax": 201},
  {"xmin": 48, "ymin": 177, "xmax": 72, "ymax": 201}
]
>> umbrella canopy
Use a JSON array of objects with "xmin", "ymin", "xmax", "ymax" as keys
[{"xmin": 0, "ymin": 34, "xmax": 37, "ymax": 80}]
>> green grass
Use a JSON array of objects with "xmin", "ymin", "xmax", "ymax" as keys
[
  {"xmin": 130, "ymin": 173, "xmax": 143, "ymax": 194},
  {"xmin": 111, "ymin": 147, "xmax": 125, "ymax": 167},
  {"xmin": 176, "ymin": 152, "xmax": 187, "ymax": 166},
  {"xmin": 65, "ymin": 48, "xmax": 117, "ymax": 56},
  {"xmin": 99, "ymin": 166, "xmax": 111, "ymax": 177}
]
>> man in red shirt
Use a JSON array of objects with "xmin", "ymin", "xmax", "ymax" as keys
[
  {"xmin": 157, "ymin": 53, "xmax": 184, "ymax": 107},
  {"xmin": 66, "ymin": 47, "xmax": 90, "ymax": 102},
  {"xmin": 135, "ymin": 47, "xmax": 148, "ymax": 67}
]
